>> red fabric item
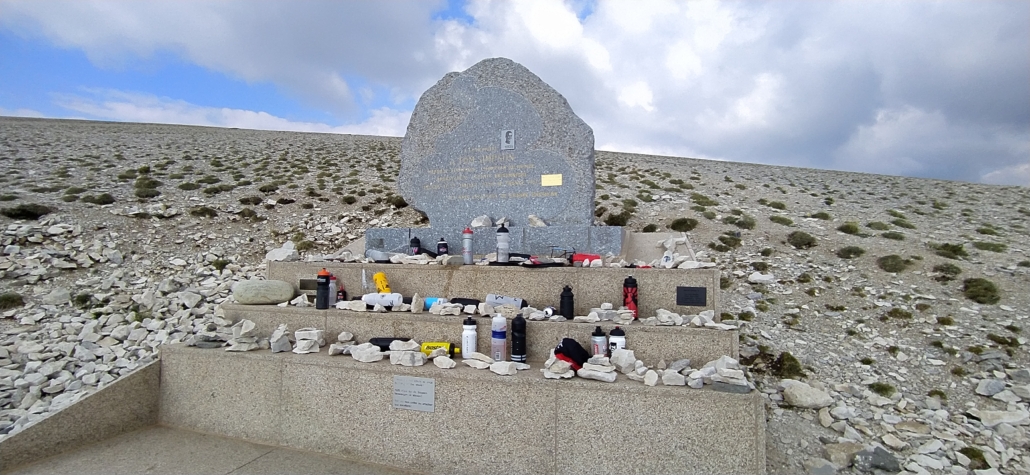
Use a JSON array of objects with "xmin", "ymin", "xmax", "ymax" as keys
[{"xmin": 555, "ymin": 353, "xmax": 582, "ymax": 371}]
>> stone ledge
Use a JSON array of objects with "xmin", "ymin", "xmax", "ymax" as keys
[
  {"xmin": 222, "ymin": 304, "xmax": 738, "ymax": 366},
  {"xmin": 365, "ymin": 225, "xmax": 624, "ymax": 257},
  {"xmin": 266, "ymin": 261, "xmax": 720, "ymax": 317}
]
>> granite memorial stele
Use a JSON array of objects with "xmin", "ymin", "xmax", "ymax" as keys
[{"xmin": 367, "ymin": 57, "xmax": 623, "ymax": 258}]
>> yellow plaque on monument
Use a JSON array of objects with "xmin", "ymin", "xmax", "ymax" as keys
[{"xmin": 541, "ymin": 174, "xmax": 563, "ymax": 187}]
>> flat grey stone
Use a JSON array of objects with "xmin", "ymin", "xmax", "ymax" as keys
[
  {"xmin": 397, "ymin": 57, "xmax": 595, "ymax": 229},
  {"xmin": 976, "ymin": 379, "xmax": 1006, "ymax": 396},
  {"xmin": 853, "ymin": 446, "xmax": 900, "ymax": 473},
  {"xmin": 232, "ymin": 279, "xmax": 295, "ymax": 305},
  {"xmin": 783, "ymin": 382, "xmax": 833, "ymax": 408},
  {"xmin": 710, "ymin": 381, "xmax": 751, "ymax": 393}
]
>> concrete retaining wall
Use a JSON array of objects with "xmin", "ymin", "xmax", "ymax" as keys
[
  {"xmin": 159, "ymin": 345, "xmax": 765, "ymax": 475},
  {"xmin": 0, "ymin": 360, "xmax": 160, "ymax": 472}
]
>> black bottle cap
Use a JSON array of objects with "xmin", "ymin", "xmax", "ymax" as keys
[
  {"xmin": 512, "ymin": 314, "xmax": 526, "ymax": 330},
  {"xmin": 609, "ymin": 326, "xmax": 625, "ymax": 336},
  {"xmin": 497, "ymin": 224, "xmax": 509, "ymax": 233},
  {"xmin": 592, "ymin": 326, "xmax": 605, "ymax": 337},
  {"xmin": 624, "ymin": 276, "xmax": 637, "ymax": 286},
  {"xmin": 463, "ymin": 317, "xmax": 476, "ymax": 326}
]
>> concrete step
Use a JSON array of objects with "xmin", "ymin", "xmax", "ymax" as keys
[
  {"xmin": 2, "ymin": 425, "xmax": 413, "ymax": 475},
  {"xmin": 266, "ymin": 261, "xmax": 721, "ymax": 318},
  {"xmin": 159, "ymin": 345, "xmax": 766, "ymax": 475},
  {"xmin": 222, "ymin": 304, "xmax": 739, "ymax": 368}
]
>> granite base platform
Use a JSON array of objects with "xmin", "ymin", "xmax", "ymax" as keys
[{"xmin": 365, "ymin": 225, "xmax": 624, "ymax": 257}]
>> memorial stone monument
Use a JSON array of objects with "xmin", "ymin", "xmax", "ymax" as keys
[{"xmin": 367, "ymin": 57, "xmax": 623, "ymax": 257}]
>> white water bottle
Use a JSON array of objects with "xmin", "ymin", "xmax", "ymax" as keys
[
  {"xmin": 591, "ymin": 326, "xmax": 607, "ymax": 356},
  {"xmin": 462, "ymin": 227, "xmax": 474, "ymax": 265},
  {"xmin": 491, "ymin": 313, "xmax": 507, "ymax": 361},
  {"xmin": 462, "ymin": 317, "xmax": 477, "ymax": 359},
  {"xmin": 328, "ymin": 275, "xmax": 338, "ymax": 306},
  {"xmin": 496, "ymin": 225, "xmax": 510, "ymax": 263}
]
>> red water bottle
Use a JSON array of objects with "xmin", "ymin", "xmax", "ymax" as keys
[{"xmin": 623, "ymin": 275, "xmax": 638, "ymax": 319}]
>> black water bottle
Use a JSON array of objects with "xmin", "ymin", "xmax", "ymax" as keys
[
  {"xmin": 437, "ymin": 237, "xmax": 449, "ymax": 255},
  {"xmin": 559, "ymin": 285, "xmax": 574, "ymax": 319},
  {"xmin": 315, "ymin": 268, "xmax": 331, "ymax": 310},
  {"xmin": 410, "ymin": 236, "xmax": 421, "ymax": 255},
  {"xmin": 511, "ymin": 315, "xmax": 527, "ymax": 363},
  {"xmin": 623, "ymin": 275, "xmax": 638, "ymax": 319}
]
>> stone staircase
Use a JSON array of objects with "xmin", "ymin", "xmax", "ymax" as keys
[{"xmin": 1, "ymin": 262, "xmax": 767, "ymax": 475}]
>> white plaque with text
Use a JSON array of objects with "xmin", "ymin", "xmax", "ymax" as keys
[{"xmin": 392, "ymin": 376, "xmax": 435, "ymax": 412}]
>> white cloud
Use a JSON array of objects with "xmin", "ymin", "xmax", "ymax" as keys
[
  {"xmin": 1, "ymin": 0, "xmax": 1027, "ymax": 185},
  {"xmin": 53, "ymin": 89, "xmax": 409, "ymax": 137},
  {"xmin": 0, "ymin": 107, "xmax": 45, "ymax": 118}
]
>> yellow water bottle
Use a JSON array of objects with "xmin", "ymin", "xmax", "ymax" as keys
[{"xmin": 373, "ymin": 272, "xmax": 390, "ymax": 293}]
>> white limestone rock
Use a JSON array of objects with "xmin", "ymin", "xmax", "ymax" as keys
[
  {"xmin": 578, "ymin": 368, "xmax": 617, "ymax": 382},
  {"xmin": 465, "ymin": 351, "xmax": 495, "ymax": 363},
  {"xmin": 978, "ymin": 409, "xmax": 1030, "ymax": 427},
  {"xmin": 232, "ymin": 280, "xmax": 294, "ymax": 305},
  {"xmin": 434, "ymin": 355, "xmax": 457, "ymax": 369},
  {"xmin": 644, "ymin": 370, "xmax": 659, "ymax": 386},
  {"xmin": 290, "ymin": 294, "xmax": 310, "ymax": 307},
  {"xmin": 42, "ymin": 288, "xmax": 71, "ymax": 306},
  {"xmin": 581, "ymin": 363, "xmax": 615, "ymax": 373},
  {"xmin": 347, "ymin": 300, "xmax": 367, "ymax": 311},
  {"xmin": 390, "ymin": 351, "xmax": 427, "ymax": 367},
  {"xmin": 231, "ymin": 319, "xmax": 258, "ymax": 339},
  {"xmin": 327, "ymin": 343, "xmax": 352, "ymax": 356},
  {"xmin": 265, "ymin": 241, "xmax": 300, "ymax": 262},
  {"xmin": 295, "ymin": 328, "xmax": 325, "ymax": 346},
  {"xmin": 470, "ymin": 215, "xmax": 492, "ymax": 227},
  {"xmin": 350, "ymin": 343, "xmax": 384, "ymax": 363},
  {"xmin": 389, "ymin": 339, "xmax": 420, "ymax": 352},
  {"xmin": 410, "ymin": 293, "xmax": 424, "ymax": 314},
  {"xmin": 463, "ymin": 359, "xmax": 491, "ymax": 370},
  {"xmin": 269, "ymin": 324, "xmax": 292, "ymax": 353},
  {"xmin": 783, "ymin": 382, "xmax": 834, "ymax": 409},
  {"xmin": 490, "ymin": 361, "xmax": 517, "ymax": 376},
  {"xmin": 527, "ymin": 215, "xmax": 547, "ymax": 227},
  {"xmin": 748, "ymin": 272, "xmax": 775, "ymax": 284},
  {"xmin": 336, "ymin": 331, "xmax": 354, "ymax": 343},
  {"xmin": 543, "ymin": 369, "xmax": 575, "ymax": 379},
  {"xmin": 662, "ymin": 370, "xmax": 687, "ymax": 386},
  {"xmin": 292, "ymin": 339, "xmax": 320, "ymax": 354},
  {"xmin": 610, "ymin": 349, "xmax": 637, "ymax": 374}
]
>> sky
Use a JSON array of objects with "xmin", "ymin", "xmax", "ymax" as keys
[{"xmin": 1, "ymin": 1, "xmax": 1028, "ymax": 186}]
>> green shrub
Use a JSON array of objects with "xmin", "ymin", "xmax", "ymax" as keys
[
  {"xmin": 239, "ymin": 208, "xmax": 264, "ymax": 221},
  {"xmin": 211, "ymin": 259, "xmax": 231, "ymax": 271},
  {"xmin": 972, "ymin": 241, "xmax": 1006, "ymax": 253},
  {"xmin": 930, "ymin": 243, "xmax": 967, "ymax": 259},
  {"xmin": 197, "ymin": 175, "xmax": 221, "ymax": 185},
  {"xmin": 760, "ymin": 248, "xmax": 774, "ymax": 257},
  {"xmin": 61, "ymin": 194, "xmax": 79, "ymax": 202},
  {"xmin": 295, "ymin": 240, "xmax": 316, "ymax": 252},
  {"xmin": 787, "ymin": 231, "xmax": 816, "ymax": 249},
  {"xmin": 866, "ymin": 221, "xmax": 890, "ymax": 231},
  {"xmin": 772, "ymin": 352, "xmax": 805, "ymax": 379},
  {"xmin": 189, "ymin": 206, "xmax": 218, "ymax": 218},
  {"xmin": 594, "ymin": 206, "xmax": 608, "ymax": 218},
  {"xmin": 604, "ymin": 210, "xmax": 632, "ymax": 226},
  {"xmin": 877, "ymin": 255, "xmax": 910, "ymax": 273},
  {"xmin": 1018, "ymin": 260, "xmax": 1030, "ymax": 268},
  {"xmin": 958, "ymin": 447, "xmax": 987, "ymax": 471},
  {"xmin": 837, "ymin": 246, "xmax": 865, "ymax": 259},
  {"xmin": 664, "ymin": 217, "xmax": 696, "ymax": 232},
  {"xmin": 752, "ymin": 262, "xmax": 769, "ymax": 272},
  {"xmin": 1, "ymin": 203, "xmax": 54, "ymax": 220},
  {"xmin": 987, "ymin": 333, "xmax": 1019, "ymax": 347},
  {"xmin": 891, "ymin": 218, "xmax": 916, "ymax": 229},
  {"xmin": 641, "ymin": 224, "xmax": 658, "ymax": 233},
  {"xmin": 837, "ymin": 222, "xmax": 860, "ymax": 234},
  {"xmin": 258, "ymin": 183, "xmax": 279, "ymax": 193},
  {"xmin": 689, "ymin": 193, "xmax": 718, "ymax": 207},
  {"xmin": 178, "ymin": 182, "xmax": 201, "ymax": 191},
  {"xmin": 82, "ymin": 193, "xmax": 116, "ymax": 205},
  {"xmin": 933, "ymin": 263, "xmax": 962, "ymax": 282},
  {"xmin": 276, "ymin": 198, "xmax": 295, "ymax": 205},
  {"xmin": 135, "ymin": 188, "xmax": 160, "ymax": 199},
  {"xmin": 134, "ymin": 176, "xmax": 162, "ymax": 189},
  {"xmin": 963, "ymin": 278, "xmax": 1000, "ymax": 304},
  {"xmin": 881, "ymin": 231, "xmax": 905, "ymax": 241},
  {"xmin": 769, "ymin": 216, "xmax": 793, "ymax": 226},
  {"xmin": 723, "ymin": 214, "xmax": 756, "ymax": 230},
  {"xmin": 868, "ymin": 382, "xmax": 896, "ymax": 397},
  {"xmin": 0, "ymin": 292, "xmax": 25, "ymax": 310},
  {"xmin": 64, "ymin": 186, "xmax": 87, "ymax": 195},
  {"xmin": 702, "ymin": 211, "xmax": 716, "ymax": 220},
  {"xmin": 387, "ymin": 195, "xmax": 408, "ymax": 208},
  {"xmin": 0, "ymin": 194, "xmax": 18, "ymax": 201},
  {"xmin": 203, "ymin": 184, "xmax": 235, "ymax": 195},
  {"xmin": 808, "ymin": 212, "xmax": 831, "ymax": 220},
  {"xmin": 976, "ymin": 227, "xmax": 998, "ymax": 236},
  {"xmin": 937, "ymin": 316, "xmax": 954, "ymax": 325},
  {"xmin": 239, "ymin": 196, "xmax": 263, "ymax": 206}
]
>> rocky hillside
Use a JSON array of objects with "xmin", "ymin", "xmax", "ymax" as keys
[{"xmin": 1, "ymin": 117, "xmax": 1028, "ymax": 474}]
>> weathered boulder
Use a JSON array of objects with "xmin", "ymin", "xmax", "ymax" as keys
[{"xmin": 232, "ymin": 279, "xmax": 294, "ymax": 305}]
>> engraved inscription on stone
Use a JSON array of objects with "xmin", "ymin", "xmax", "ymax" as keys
[
  {"xmin": 398, "ymin": 58, "xmax": 595, "ymax": 228},
  {"xmin": 392, "ymin": 375, "xmax": 435, "ymax": 413}
]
